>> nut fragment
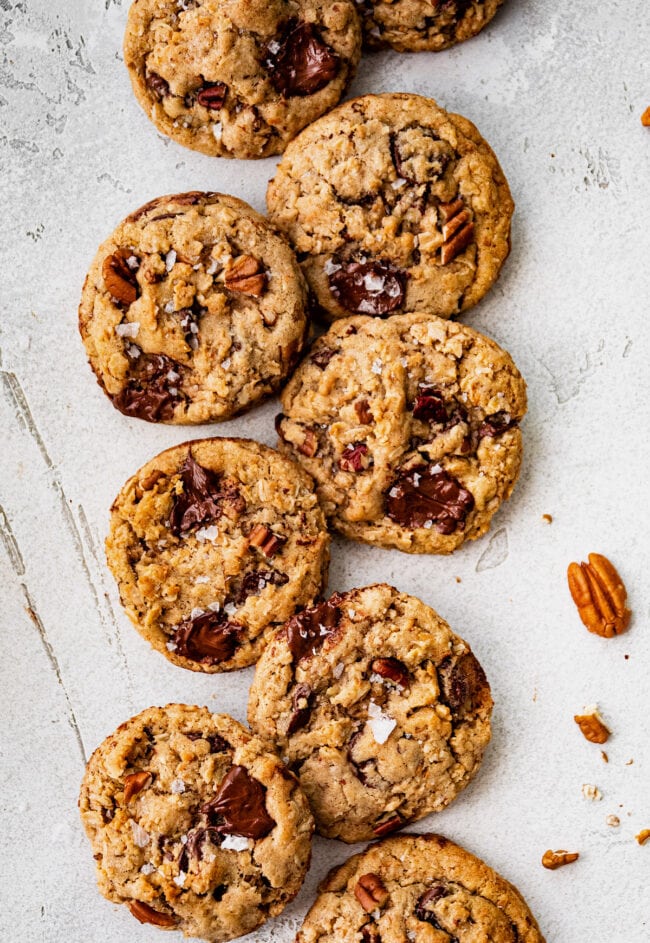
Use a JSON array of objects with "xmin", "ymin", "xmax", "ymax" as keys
[
  {"xmin": 574, "ymin": 709, "xmax": 610, "ymax": 744},
  {"xmin": 371, "ymin": 657, "xmax": 410, "ymax": 689},
  {"xmin": 123, "ymin": 771, "xmax": 153, "ymax": 803},
  {"xmin": 635, "ymin": 829, "xmax": 650, "ymax": 845},
  {"xmin": 103, "ymin": 249, "xmax": 139, "ymax": 305},
  {"xmin": 354, "ymin": 873, "xmax": 389, "ymax": 912},
  {"xmin": 247, "ymin": 523, "xmax": 286, "ymax": 558},
  {"xmin": 581, "ymin": 783, "xmax": 602, "ymax": 802},
  {"xmin": 641, "ymin": 106, "xmax": 650, "ymax": 127},
  {"xmin": 567, "ymin": 552, "xmax": 631, "ymax": 637},
  {"xmin": 606, "ymin": 814, "xmax": 620, "ymax": 828},
  {"xmin": 439, "ymin": 198, "xmax": 474, "ymax": 265},
  {"xmin": 224, "ymin": 255, "xmax": 267, "ymax": 296},
  {"xmin": 128, "ymin": 900, "xmax": 177, "ymax": 927},
  {"xmin": 541, "ymin": 849, "xmax": 579, "ymax": 870}
]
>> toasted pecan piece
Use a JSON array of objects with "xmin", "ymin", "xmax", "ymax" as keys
[
  {"xmin": 542, "ymin": 849, "xmax": 579, "ymax": 870},
  {"xmin": 567, "ymin": 553, "xmax": 630, "ymax": 637}
]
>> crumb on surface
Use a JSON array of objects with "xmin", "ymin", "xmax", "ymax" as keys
[
  {"xmin": 542, "ymin": 513, "xmax": 553, "ymax": 523},
  {"xmin": 636, "ymin": 829, "xmax": 650, "ymax": 845},
  {"xmin": 606, "ymin": 815, "xmax": 621, "ymax": 828},
  {"xmin": 582, "ymin": 783, "xmax": 602, "ymax": 802},
  {"xmin": 601, "ymin": 750, "xmax": 609, "ymax": 763},
  {"xmin": 642, "ymin": 106, "xmax": 650, "ymax": 127}
]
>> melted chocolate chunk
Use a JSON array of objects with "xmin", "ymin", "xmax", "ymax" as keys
[
  {"xmin": 285, "ymin": 595, "xmax": 342, "ymax": 662},
  {"xmin": 169, "ymin": 452, "xmax": 238, "ymax": 536},
  {"xmin": 146, "ymin": 71, "xmax": 170, "ymax": 99},
  {"xmin": 229, "ymin": 569, "xmax": 289, "ymax": 607},
  {"xmin": 202, "ymin": 766, "xmax": 276, "ymax": 839},
  {"xmin": 179, "ymin": 826, "xmax": 222, "ymax": 871},
  {"xmin": 361, "ymin": 926, "xmax": 381, "ymax": 943},
  {"xmin": 310, "ymin": 346, "xmax": 336, "ymax": 368},
  {"xmin": 171, "ymin": 611, "xmax": 243, "ymax": 666},
  {"xmin": 264, "ymin": 20, "xmax": 339, "ymax": 97},
  {"xmin": 176, "ymin": 300, "xmax": 205, "ymax": 350},
  {"xmin": 113, "ymin": 352, "xmax": 182, "ymax": 422},
  {"xmin": 386, "ymin": 465, "xmax": 474, "ymax": 535},
  {"xmin": 329, "ymin": 259, "xmax": 406, "ymax": 315},
  {"xmin": 438, "ymin": 652, "xmax": 489, "ymax": 715},
  {"xmin": 478, "ymin": 410, "xmax": 517, "ymax": 438},
  {"xmin": 347, "ymin": 729, "xmax": 375, "ymax": 785},
  {"xmin": 412, "ymin": 385, "xmax": 448, "ymax": 423},
  {"xmin": 196, "ymin": 81, "xmax": 228, "ymax": 109},
  {"xmin": 286, "ymin": 683, "xmax": 314, "ymax": 735},
  {"xmin": 186, "ymin": 731, "xmax": 231, "ymax": 753},
  {"xmin": 415, "ymin": 885, "xmax": 451, "ymax": 928}
]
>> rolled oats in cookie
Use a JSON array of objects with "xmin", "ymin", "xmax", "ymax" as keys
[
  {"xmin": 79, "ymin": 192, "xmax": 308, "ymax": 424},
  {"xmin": 358, "ymin": 0, "xmax": 505, "ymax": 53},
  {"xmin": 123, "ymin": 0, "xmax": 362, "ymax": 159},
  {"xmin": 276, "ymin": 312, "xmax": 527, "ymax": 554},
  {"xmin": 248, "ymin": 584, "xmax": 493, "ymax": 842},
  {"xmin": 106, "ymin": 438, "xmax": 330, "ymax": 671},
  {"xmin": 267, "ymin": 93, "xmax": 513, "ymax": 321},
  {"xmin": 296, "ymin": 833, "xmax": 546, "ymax": 942},
  {"xmin": 79, "ymin": 704, "xmax": 314, "ymax": 942}
]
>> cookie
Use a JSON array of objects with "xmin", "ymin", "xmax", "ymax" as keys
[
  {"xmin": 359, "ymin": 0, "xmax": 504, "ymax": 53},
  {"xmin": 79, "ymin": 704, "xmax": 314, "ymax": 942},
  {"xmin": 296, "ymin": 833, "xmax": 546, "ymax": 942},
  {"xmin": 248, "ymin": 583, "xmax": 492, "ymax": 842},
  {"xmin": 276, "ymin": 312, "xmax": 526, "ymax": 554},
  {"xmin": 124, "ymin": 0, "xmax": 362, "ymax": 159},
  {"xmin": 266, "ymin": 93, "xmax": 513, "ymax": 321},
  {"xmin": 79, "ymin": 191, "xmax": 308, "ymax": 425},
  {"xmin": 106, "ymin": 438, "xmax": 330, "ymax": 671}
]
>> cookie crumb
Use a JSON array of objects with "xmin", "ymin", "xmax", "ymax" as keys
[
  {"xmin": 641, "ymin": 106, "xmax": 650, "ymax": 127},
  {"xmin": 542, "ymin": 849, "xmax": 579, "ymax": 870},
  {"xmin": 455, "ymin": 577, "xmax": 462, "ymax": 583},
  {"xmin": 582, "ymin": 783, "xmax": 602, "ymax": 802},
  {"xmin": 606, "ymin": 815, "xmax": 620, "ymax": 828},
  {"xmin": 601, "ymin": 750, "xmax": 609, "ymax": 763},
  {"xmin": 635, "ymin": 829, "xmax": 650, "ymax": 845},
  {"xmin": 541, "ymin": 513, "xmax": 553, "ymax": 524},
  {"xmin": 626, "ymin": 758, "xmax": 634, "ymax": 766}
]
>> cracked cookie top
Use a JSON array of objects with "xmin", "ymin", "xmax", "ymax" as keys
[
  {"xmin": 79, "ymin": 704, "xmax": 314, "ymax": 942},
  {"xmin": 79, "ymin": 191, "xmax": 308, "ymax": 425},
  {"xmin": 296, "ymin": 832, "xmax": 545, "ymax": 942},
  {"xmin": 106, "ymin": 438, "xmax": 330, "ymax": 671},
  {"xmin": 248, "ymin": 584, "xmax": 493, "ymax": 842},
  {"xmin": 124, "ymin": 0, "xmax": 362, "ymax": 159},
  {"xmin": 276, "ymin": 312, "xmax": 527, "ymax": 554},
  {"xmin": 358, "ymin": 0, "xmax": 505, "ymax": 53},
  {"xmin": 267, "ymin": 93, "xmax": 514, "ymax": 321}
]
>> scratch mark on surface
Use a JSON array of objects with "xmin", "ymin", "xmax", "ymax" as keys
[
  {"xmin": 97, "ymin": 171, "xmax": 132, "ymax": 194},
  {"xmin": 22, "ymin": 585, "xmax": 87, "ymax": 766},
  {"xmin": 0, "ymin": 504, "xmax": 26, "ymax": 576},
  {"xmin": 538, "ymin": 339, "xmax": 605, "ymax": 404},
  {"xmin": 476, "ymin": 528, "xmax": 509, "ymax": 573},
  {"xmin": 623, "ymin": 339, "xmax": 633, "ymax": 358},
  {"xmin": 578, "ymin": 146, "xmax": 621, "ymax": 192}
]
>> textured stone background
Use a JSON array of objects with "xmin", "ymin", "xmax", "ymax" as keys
[{"xmin": 1, "ymin": 1, "xmax": 649, "ymax": 940}]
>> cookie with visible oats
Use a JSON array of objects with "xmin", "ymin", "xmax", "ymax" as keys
[
  {"xmin": 267, "ymin": 93, "xmax": 513, "ymax": 321},
  {"xmin": 79, "ymin": 191, "xmax": 309, "ymax": 425},
  {"xmin": 248, "ymin": 584, "xmax": 492, "ymax": 843},
  {"xmin": 359, "ymin": 0, "xmax": 505, "ymax": 53},
  {"xmin": 79, "ymin": 704, "xmax": 314, "ymax": 942},
  {"xmin": 276, "ymin": 312, "xmax": 526, "ymax": 554},
  {"xmin": 296, "ymin": 833, "xmax": 546, "ymax": 943},
  {"xmin": 106, "ymin": 438, "xmax": 330, "ymax": 671},
  {"xmin": 124, "ymin": 0, "xmax": 362, "ymax": 159}
]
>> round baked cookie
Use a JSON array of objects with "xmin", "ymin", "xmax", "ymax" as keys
[
  {"xmin": 248, "ymin": 583, "xmax": 493, "ymax": 842},
  {"xmin": 296, "ymin": 833, "xmax": 546, "ymax": 943},
  {"xmin": 359, "ymin": 0, "xmax": 505, "ymax": 53},
  {"xmin": 79, "ymin": 704, "xmax": 314, "ymax": 942},
  {"xmin": 79, "ymin": 192, "xmax": 308, "ymax": 425},
  {"xmin": 124, "ymin": 0, "xmax": 362, "ymax": 159},
  {"xmin": 267, "ymin": 93, "xmax": 513, "ymax": 321},
  {"xmin": 276, "ymin": 312, "xmax": 527, "ymax": 554},
  {"xmin": 106, "ymin": 438, "xmax": 330, "ymax": 671}
]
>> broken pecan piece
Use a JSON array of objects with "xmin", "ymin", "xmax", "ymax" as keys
[
  {"xmin": 371, "ymin": 657, "xmax": 410, "ymax": 689},
  {"xmin": 541, "ymin": 849, "xmax": 579, "ymax": 870},
  {"xmin": 354, "ymin": 873, "xmax": 389, "ymax": 912},
  {"xmin": 339, "ymin": 442, "xmax": 370, "ymax": 472},
  {"xmin": 123, "ymin": 771, "xmax": 153, "ymax": 803},
  {"xmin": 225, "ymin": 255, "xmax": 267, "ymax": 296},
  {"xmin": 128, "ymin": 900, "xmax": 177, "ymax": 927},
  {"xmin": 439, "ymin": 198, "xmax": 474, "ymax": 265},
  {"xmin": 574, "ymin": 710, "xmax": 610, "ymax": 744},
  {"xmin": 641, "ymin": 107, "xmax": 650, "ymax": 127},
  {"xmin": 103, "ymin": 249, "xmax": 139, "ymax": 305},
  {"xmin": 196, "ymin": 81, "xmax": 228, "ymax": 109},
  {"xmin": 247, "ymin": 523, "xmax": 286, "ymax": 558},
  {"xmin": 567, "ymin": 553, "xmax": 631, "ymax": 637}
]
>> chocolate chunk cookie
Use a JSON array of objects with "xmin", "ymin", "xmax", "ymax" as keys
[
  {"xmin": 124, "ymin": 0, "xmax": 362, "ymax": 159},
  {"xmin": 79, "ymin": 192, "xmax": 308, "ymax": 424},
  {"xmin": 276, "ymin": 312, "xmax": 526, "ymax": 554},
  {"xmin": 267, "ymin": 93, "xmax": 513, "ymax": 321},
  {"xmin": 106, "ymin": 438, "xmax": 330, "ymax": 671},
  {"xmin": 79, "ymin": 704, "xmax": 314, "ymax": 942},
  {"xmin": 297, "ymin": 833, "xmax": 545, "ymax": 942},
  {"xmin": 359, "ymin": 0, "xmax": 505, "ymax": 53},
  {"xmin": 248, "ymin": 584, "xmax": 493, "ymax": 842}
]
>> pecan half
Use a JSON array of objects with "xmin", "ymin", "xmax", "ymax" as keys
[
  {"xmin": 128, "ymin": 900, "xmax": 177, "ymax": 927},
  {"xmin": 541, "ymin": 849, "xmax": 579, "ymax": 870},
  {"xmin": 123, "ymin": 771, "xmax": 153, "ymax": 803},
  {"xmin": 574, "ymin": 710, "xmax": 610, "ymax": 744},
  {"xmin": 224, "ymin": 256, "xmax": 267, "ymax": 296},
  {"xmin": 354, "ymin": 873, "xmax": 389, "ymax": 912},
  {"xmin": 196, "ymin": 81, "xmax": 228, "ymax": 109},
  {"xmin": 247, "ymin": 523, "xmax": 286, "ymax": 558},
  {"xmin": 439, "ymin": 198, "xmax": 474, "ymax": 265},
  {"xmin": 103, "ymin": 249, "xmax": 139, "ymax": 305},
  {"xmin": 567, "ymin": 553, "xmax": 631, "ymax": 637}
]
